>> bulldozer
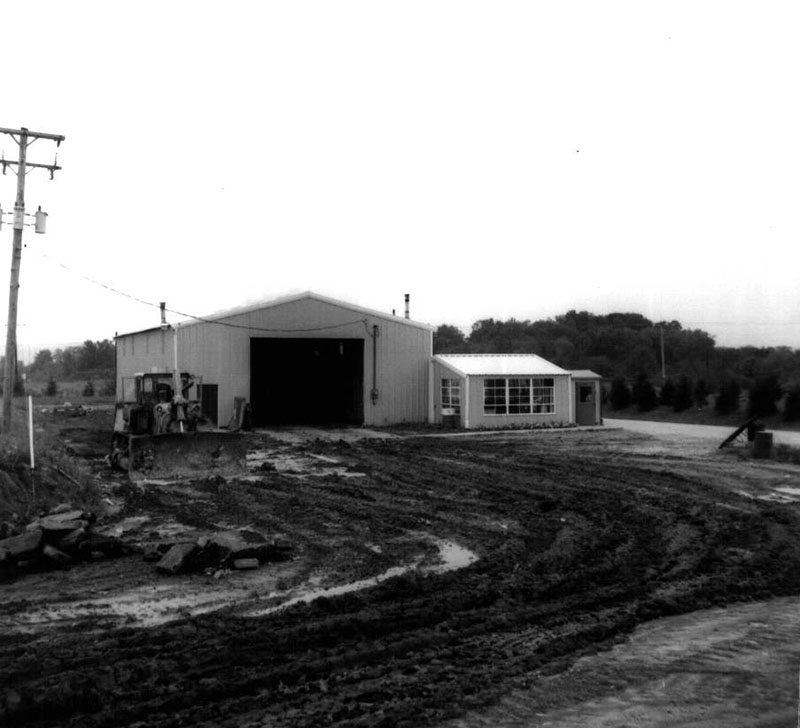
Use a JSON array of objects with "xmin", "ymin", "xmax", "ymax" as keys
[{"xmin": 110, "ymin": 371, "xmax": 247, "ymax": 478}]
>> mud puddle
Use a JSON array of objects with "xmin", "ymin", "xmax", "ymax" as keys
[
  {"xmin": 246, "ymin": 449, "xmax": 366, "ymax": 478},
  {"xmin": 2, "ymin": 564, "xmax": 297, "ymax": 632},
  {"xmin": 2, "ymin": 535, "xmax": 478, "ymax": 633},
  {"xmin": 244, "ymin": 535, "xmax": 479, "ymax": 618}
]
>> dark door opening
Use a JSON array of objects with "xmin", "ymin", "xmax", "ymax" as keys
[
  {"xmin": 200, "ymin": 384, "xmax": 219, "ymax": 426},
  {"xmin": 250, "ymin": 338, "xmax": 364, "ymax": 426}
]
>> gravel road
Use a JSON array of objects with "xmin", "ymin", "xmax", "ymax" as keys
[{"xmin": 605, "ymin": 418, "xmax": 800, "ymax": 448}]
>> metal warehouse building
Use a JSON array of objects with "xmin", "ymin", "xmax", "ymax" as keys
[{"xmin": 115, "ymin": 292, "xmax": 433, "ymax": 428}]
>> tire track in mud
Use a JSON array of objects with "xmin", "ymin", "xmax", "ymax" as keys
[
  {"xmin": 445, "ymin": 595, "xmax": 800, "ymax": 727},
  {"xmin": 4, "ymin": 434, "xmax": 800, "ymax": 727}
]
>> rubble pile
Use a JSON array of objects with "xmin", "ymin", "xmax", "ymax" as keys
[
  {"xmin": 146, "ymin": 529, "xmax": 293, "ymax": 576},
  {"xmin": 0, "ymin": 504, "xmax": 132, "ymax": 576}
]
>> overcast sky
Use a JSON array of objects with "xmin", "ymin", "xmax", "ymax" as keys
[{"xmin": 1, "ymin": 1, "xmax": 798, "ymax": 362}]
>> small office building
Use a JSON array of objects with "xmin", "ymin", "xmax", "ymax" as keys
[{"xmin": 432, "ymin": 354, "xmax": 602, "ymax": 429}]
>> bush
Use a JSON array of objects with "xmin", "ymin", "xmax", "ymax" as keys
[
  {"xmin": 673, "ymin": 376, "xmax": 693, "ymax": 412},
  {"xmin": 45, "ymin": 377, "xmax": 57, "ymax": 397},
  {"xmin": 632, "ymin": 373, "xmax": 657, "ymax": 412},
  {"xmin": 609, "ymin": 377, "xmax": 631, "ymax": 410},
  {"xmin": 693, "ymin": 379, "xmax": 711, "ymax": 408},
  {"xmin": 748, "ymin": 374, "xmax": 782, "ymax": 418},
  {"xmin": 715, "ymin": 380, "xmax": 741, "ymax": 415},
  {"xmin": 82, "ymin": 380, "xmax": 95, "ymax": 397},
  {"xmin": 659, "ymin": 378, "xmax": 675, "ymax": 407},
  {"xmin": 783, "ymin": 385, "xmax": 800, "ymax": 423}
]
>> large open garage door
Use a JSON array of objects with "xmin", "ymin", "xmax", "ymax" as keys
[{"xmin": 250, "ymin": 338, "xmax": 364, "ymax": 426}]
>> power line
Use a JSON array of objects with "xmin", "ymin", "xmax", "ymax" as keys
[
  {"xmin": 37, "ymin": 252, "xmax": 372, "ymax": 334},
  {"xmin": 30, "ymin": 252, "xmax": 800, "ymax": 338}
]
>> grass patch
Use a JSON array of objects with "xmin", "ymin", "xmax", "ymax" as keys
[
  {"xmin": 0, "ymin": 399, "xmax": 103, "ymax": 522},
  {"xmin": 770, "ymin": 444, "xmax": 800, "ymax": 466}
]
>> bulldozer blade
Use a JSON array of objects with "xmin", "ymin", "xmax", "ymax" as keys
[{"xmin": 127, "ymin": 431, "xmax": 249, "ymax": 480}]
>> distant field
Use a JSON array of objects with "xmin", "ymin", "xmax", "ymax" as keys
[{"xmin": 20, "ymin": 379, "xmax": 115, "ymax": 403}]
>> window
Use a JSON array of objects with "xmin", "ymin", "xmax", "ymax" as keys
[
  {"xmin": 532, "ymin": 377, "xmax": 555, "ymax": 413},
  {"xmin": 508, "ymin": 378, "xmax": 531, "ymax": 414},
  {"xmin": 483, "ymin": 378, "xmax": 506, "ymax": 414},
  {"xmin": 484, "ymin": 377, "xmax": 555, "ymax": 415},
  {"xmin": 441, "ymin": 378, "xmax": 461, "ymax": 414}
]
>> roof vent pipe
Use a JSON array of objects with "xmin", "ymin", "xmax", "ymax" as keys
[
  {"xmin": 404, "ymin": 293, "xmax": 410, "ymax": 319},
  {"xmin": 160, "ymin": 302, "xmax": 167, "ymax": 330}
]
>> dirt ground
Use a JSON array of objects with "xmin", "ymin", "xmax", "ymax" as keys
[{"xmin": 3, "ymin": 415, "xmax": 800, "ymax": 727}]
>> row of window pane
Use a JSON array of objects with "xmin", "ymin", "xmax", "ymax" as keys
[
  {"xmin": 483, "ymin": 377, "xmax": 555, "ymax": 415},
  {"xmin": 441, "ymin": 378, "xmax": 461, "ymax": 413}
]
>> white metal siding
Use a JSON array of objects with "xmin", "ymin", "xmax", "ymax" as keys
[{"xmin": 115, "ymin": 329, "xmax": 173, "ymax": 397}]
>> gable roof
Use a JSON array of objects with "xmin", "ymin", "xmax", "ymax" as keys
[
  {"xmin": 117, "ymin": 291, "xmax": 434, "ymax": 338},
  {"xmin": 435, "ymin": 354, "xmax": 569, "ymax": 377},
  {"xmin": 570, "ymin": 369, "xmax": 603, "ymax": 380}
]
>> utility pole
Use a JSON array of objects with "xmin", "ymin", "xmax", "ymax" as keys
[{"xmin": 0, "ymin": 126, "xmax": 65, "ymax": 433}]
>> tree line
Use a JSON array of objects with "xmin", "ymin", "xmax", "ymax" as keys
[
  {"xmin": 25, "ymin": 339, "xmax": 115, "ymax": 380},
  {"xmin": 434, "ymin": 311, "xmax": 800, "ymax": 421}
]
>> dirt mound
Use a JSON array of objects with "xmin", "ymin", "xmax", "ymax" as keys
[{"xmin": 0, "ymin": 464, "xmax": 104, "ymax": 527}]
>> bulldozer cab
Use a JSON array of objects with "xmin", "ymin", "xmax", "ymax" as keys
[
  {"xmin": 138, "ymin": 373, "xmax": 174, "ymax": 407},
  {"xmin": 122, "ymin": 372, "xmax": 201, "ymax": 406}
]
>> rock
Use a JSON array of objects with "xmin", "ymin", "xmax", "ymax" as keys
[
  {"xmin": 43, "ymin": 544, "xmax": 72, "ymax": 566},
  {"xmin": 41, "ymin": 519, "xmax": 90, "ymax": 537},
  {"xmin": 0, "ymin": 521, "xmax": 19, "ymax": 539},
  {"xmin": 59, "ymin": 527, "xmax": 87, "ymax": 550},
  {"xmin": 64, "ymin": 443, "xmax": 99, "ymax": 458},
  {"xmin": 27, "ymin": 511, "xmax": 92, "ymax": 538},
  {"xmin": 143, "ymin": 547, "xmax": 164, "ymax": 562},
  {"xmin": 77, "ymin": 533, "xmax": 129, "ymax": 558},
  {"xmin": 35, "ymin": 509, "xmax": 87, "ymax": 524},
  {"xmin": 5, "ymin": 688, "xmax": 21, "ymax": 712},
  {"xmin": 233, "ymin": 558, "xmax": 259, "ymax": 570},
  {"xmin": 209, "ymin": 530, "xmax": 260, "ymax": 553},
  {"xmin": 49, "ymin": 503, "xmax": 74, "ymax": 515},
  {"xmin": 254, "ymin": 541, "xmax": 294, "ymax": 563},
  {"xmin": 199, "ymin": 530, "xmax": 264, "ymax": 568},
  {"xmin": 0, "ymin": 530, "xmax": 43, "ymax": 561},
  {"xmin": 156, "ymin": 542, "xmax": 198, "ymax": 574},
  {"xmin": 101, "ymin": 498, "xmax": 122, "ymax": 517}
]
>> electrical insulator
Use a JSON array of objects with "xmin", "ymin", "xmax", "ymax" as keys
[{"xmin": 34, "ymin": 207, "xmax": 47, "ymax": 234}]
